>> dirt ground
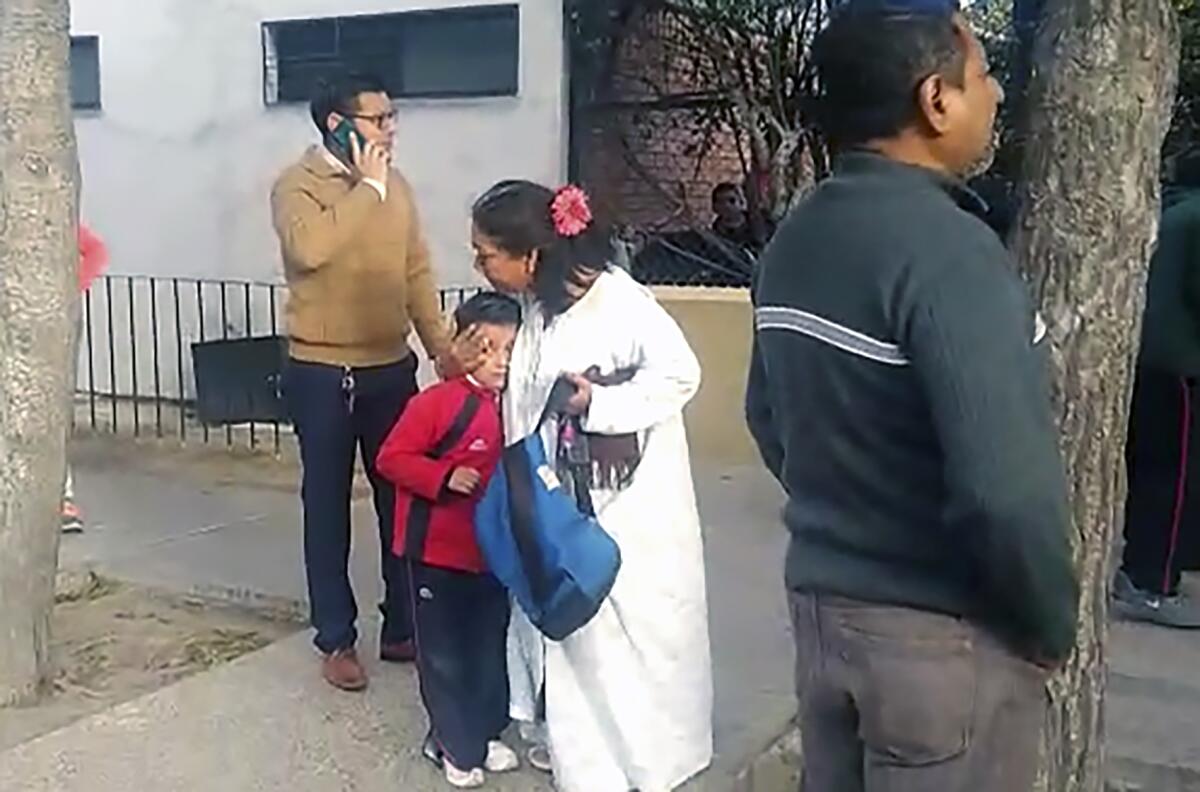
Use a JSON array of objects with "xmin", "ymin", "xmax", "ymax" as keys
[{"xmin": 0, "ymin": 574, "xmax": 301, "ymax": 753}]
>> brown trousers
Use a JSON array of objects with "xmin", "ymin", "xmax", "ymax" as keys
[{"xmin": 790, "ymin": 592, "xmax": 1048, "ymax": 792}]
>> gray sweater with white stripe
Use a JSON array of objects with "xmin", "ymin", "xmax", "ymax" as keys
[{"xmin": 746, "ymin": 152, "xmax": 1079, "ymax": 663}]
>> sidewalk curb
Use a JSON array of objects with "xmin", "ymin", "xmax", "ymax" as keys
[
  {"xmin": 1110, "ymin": 756, "xmax": 1200, "ymax": 792},
  {"xmin": 730, "ymin": 727, "xmax": 802, "ymax": 792},
  {"xmin": 183, "ymin": 582, "xmax": 307, "ymax": 623},
  {"xmin": 57, "ymin": 564, "xmax": 307, "ymax": 626}
]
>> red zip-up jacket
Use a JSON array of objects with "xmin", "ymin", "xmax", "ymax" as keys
[{"xmin": 377, "ymin": 376, "xmax": 502, "ymax": 574}]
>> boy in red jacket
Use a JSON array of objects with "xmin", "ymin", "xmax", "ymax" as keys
[{"xmin": 377, "ymin": 292, "xmax": 521, "ymax": 789}]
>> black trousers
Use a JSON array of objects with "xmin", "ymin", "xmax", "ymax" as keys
[
  {"xmin": 286, "ymin": 357, "xmax": 416, "ymax": 654},
  {"xmin": 410, "ymin": 560, "xmax": 511, "ymax": 770},
  {"xmin": 1122, "ymin": 367, "xmax": 1200, "ymax": 595}
]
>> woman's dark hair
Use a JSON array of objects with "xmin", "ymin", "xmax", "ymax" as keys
[
  {"xmin": 812, "ymin": 6, "xmax": 966, "ymax": 147},
  {"xmin": 454, "ymin": 291, "xmax": 522, "ymax": 335},
  {"xmin": 309, "ymin": 72, "xmax": 389, "ymax": 134},
  {"xmin": 472, "ymin": 180, "xmax": 614, "ymax": 316}
]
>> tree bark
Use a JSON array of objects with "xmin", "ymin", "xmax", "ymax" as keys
[
  {"xmin": 0, "ymin": 0, "xmax": 79, "ymax": 706},
  {"xmin": 1008, "ymin": 0, "xmax": 1178, "ymax": 789}
]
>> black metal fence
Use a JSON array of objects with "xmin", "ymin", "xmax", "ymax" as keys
[
  {"xmin": 76, "ymin": 275, "xmax": 477, "ymax": 452},
  {"xmin": 628, "ymin": 229, "xmax": 756, "ymax": 288}
]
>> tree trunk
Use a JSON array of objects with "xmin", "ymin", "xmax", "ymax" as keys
[
  {"xmin": 0, "ymin": 0, "xmax": 79, "ymax": 706},
  {"xmin": 1008, "ymin": 0, "xmax": 1178, "ymax": 789}
]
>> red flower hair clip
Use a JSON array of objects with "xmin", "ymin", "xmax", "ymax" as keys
[{"xmin": 551, "ymin": 185, "xmax": 593, "ymax": 238}]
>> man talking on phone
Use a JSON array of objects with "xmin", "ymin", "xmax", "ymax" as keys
[{"xmin": 272, "ymin": 72, "xmax": 469, "ymax": 692}]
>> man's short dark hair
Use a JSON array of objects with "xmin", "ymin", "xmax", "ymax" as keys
[
  {"xmin": 812, "ymin": 7, "xmax": 967, "ymax": 146},
  {"xmin": 712, "ymin": 182, "xmax": 741, "ymax": 201},
  {"xmin": 309, "ymin": 72, "xmax": 388, "ymax": 134},
  {"xmin": 454, "ymin": 292, "xmax": 522, "ymax": 336}
]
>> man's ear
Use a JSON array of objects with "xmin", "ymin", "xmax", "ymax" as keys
[
  {"xmin": 325, "ymin": 111, "xmax": 344, "ymax": 134},
  {"xmin": 917, "ymin": 73, "xmax": 953, "ymax": 135}
]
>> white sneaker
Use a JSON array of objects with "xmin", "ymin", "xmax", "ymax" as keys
[
  {"xmin": 485, "ymin": 740, "xmax": 520, "ymax": 773},
  {"xmin": 444, "ymin": 761, "xmax": 485, "ymax": 789},
  {"xmin": 527, "ymin": 744, "xmax": 553, "ymax": 774}
]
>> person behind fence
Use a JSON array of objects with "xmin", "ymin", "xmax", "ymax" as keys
[
  {"xmin": 470, "ymin": 180, "xmax": 713, "ymax": 792},
  {"xmin": 746, "ymin": 2, "xmax": 1079, "ymax": 791},
  {"xmin": 376, "ymin": 292, "xmax": 522, "ymax": 789},
  {"xmin": 711, "ymin": 181, "xmax": 773, "ymax": 256},
  {"xmin": 272, "ymin": 71, "xmax": 476, "ymax": 693}
]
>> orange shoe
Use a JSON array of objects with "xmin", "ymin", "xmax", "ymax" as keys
[{"xmin": 321, "ymin": 648, "xmax": 368, "ymax": 692}]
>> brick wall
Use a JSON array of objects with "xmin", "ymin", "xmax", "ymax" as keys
[{"xmin": 574, "ymin": 10, "xmax": 746, "ymax": 233}]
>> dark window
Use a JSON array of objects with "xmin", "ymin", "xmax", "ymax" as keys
[
  {"xmin": 71, "ymin": 36, "xmax": 101, "ymax": 110},
  {"xmin": 262, "ymin": 5, "xmax": 519, "ymax": 105}
]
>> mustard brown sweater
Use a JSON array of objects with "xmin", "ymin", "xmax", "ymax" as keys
[{"xmin": 271, "ymin": 147, "xmax": 450, "ymax": 368}]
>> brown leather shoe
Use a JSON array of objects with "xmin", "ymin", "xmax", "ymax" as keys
[
  {"xmin": 322, "ymin": 648, "xmax": 368, "ymax": 692},
  {"xmin": 380, "ymin": 639, "xmax": 417, "ymax": 664}
]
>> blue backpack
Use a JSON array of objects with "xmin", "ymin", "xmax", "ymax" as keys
[{"xmin": 474, "ymin": 390, "xmax": 622, "ymax": 641}]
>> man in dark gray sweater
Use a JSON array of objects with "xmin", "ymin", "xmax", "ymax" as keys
[{"xmin": 746, "ymin": 2, "xmax": 1079, "ymax": 790}]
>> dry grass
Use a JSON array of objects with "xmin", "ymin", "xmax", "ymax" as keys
[{"xmin": 0, "ymin": 581, "xmax": 300, "ymax": 753}]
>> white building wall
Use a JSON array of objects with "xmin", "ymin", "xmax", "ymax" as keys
[
  {"xmin": 69, "ymin": 0, "xmax": 567, "ymax": 406},
  {"xmin": 71, "ymin": 0, "xmax": 568, "ymax": 288}
]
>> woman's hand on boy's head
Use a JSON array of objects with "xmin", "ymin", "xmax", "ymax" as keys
[{"xmin": 438, "ymin": 325, "xmax": 492, "ymax": 380}]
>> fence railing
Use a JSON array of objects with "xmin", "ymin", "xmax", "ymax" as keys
[
  {"xmin": 76, "ymin": 263, "xmax": 740, "ymax": 453},
  {"xmin": 76, "ymin": 275, "xmax": 477, "ymax": 453},
  {"xmin": 626, "ymin": 229, "xmax": 756, "ymax": 288}
]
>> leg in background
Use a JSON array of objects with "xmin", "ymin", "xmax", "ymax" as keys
[
  {"xmin": 1122, "ymin": 368, "xmax": 1188, "ymax": 596},
  {"xmin": 62, "ymin": 467, "xmax": 84, "ymax": 534},
  {"xmin": 287, "ymin": 360, "xmax": 359, "ymax": 655},
  {"xmin": 354, "ymin": 358, "xmax": 418, "ymax": 648},
  {"xmin": 1117, "ymin": 370, "xmax": 1200, "ymax": 627}
]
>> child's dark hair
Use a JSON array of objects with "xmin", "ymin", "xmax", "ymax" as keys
[
  {"xmin": 471, "ymin": 180, "xmax": 614, "ymax": 316},
  {"xmin": 454, "ymin": 291, "xmax": 522, "ymax": 336}
]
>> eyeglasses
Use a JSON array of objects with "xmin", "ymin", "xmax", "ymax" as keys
[{"xmin": 347, "ymin": 111, "xmax": 397, "ymax": 128}]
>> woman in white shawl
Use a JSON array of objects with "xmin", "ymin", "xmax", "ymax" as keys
[{"xmin": 470, "ymin": 180, "xmax": 713, "ymax": 792}]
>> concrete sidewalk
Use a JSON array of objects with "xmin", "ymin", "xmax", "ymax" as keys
[
  {"xmin": 4, "ymin": 437, "xmax": 1198, "ymax": 790},
  {"xmin": 2, "ymin": 439, "xmax": 796, "ymax": 791},
  {"xmin": 1108, "ymin": 617, "xmax": 1200, "ymax": 790}
]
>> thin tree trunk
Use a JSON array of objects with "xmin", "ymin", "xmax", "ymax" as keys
[
  {"xmin": 0, "ymin": 0, "xmax": 79, "ymax": 706},
  {"xmin": 1008, "ymin": 0, "xmax": 1178, "ymax": 788}
]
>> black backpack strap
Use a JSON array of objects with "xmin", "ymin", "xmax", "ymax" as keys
[
  {"xmin": 429, "ymin": 393, "xmax": 483, "ymax": 460},
  {"xmin": 405, "ymin": 392, "xmax": 483, "ymax": 559}
]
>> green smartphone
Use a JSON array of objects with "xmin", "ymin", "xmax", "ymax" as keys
[{"xmin": 329, "ymin": 120, "xmax": 366, "ymax": 169}]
